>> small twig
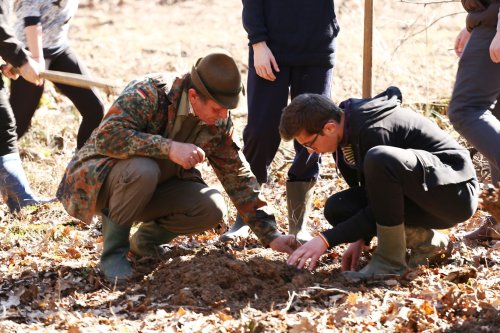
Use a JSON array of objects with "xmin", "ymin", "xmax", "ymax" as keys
[
  {"xmin": 281, "ymin": 290, "xmax": 298, "ymax": 314},
  {"xmin": 161, "ymin": 304, "xmax": 212, "ymax": 311},
  {"xmin": 304, "ymin": 286, "xmax": 350, "ymax": 295},
  {"xmin": 391, "ymin": 11, "xmax": 463, "ymax": 57},
  {"xmin": 400, "ymin": 0, "xmax": 457, "ymax": 4}
]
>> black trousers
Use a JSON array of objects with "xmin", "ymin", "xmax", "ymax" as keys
[
  {"xmin": 323, "ymin": 146, "xmax": 478, "ymax": 246},
  {"xmin": 0, "ymin": 84, "xmax": 18, "ymax": 156},
  {"xmin": 10, "ymin": 47, "xmax": 104, "ymax": 149}
]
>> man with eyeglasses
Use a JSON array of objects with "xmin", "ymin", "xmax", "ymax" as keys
[{"xmin": 279, "ymin": 87, "xmax": 479, "ymax": 278}]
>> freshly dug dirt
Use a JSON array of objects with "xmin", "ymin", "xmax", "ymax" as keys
[{"xmin": 132, "ymin": 245, "xmax": 338, "ymax": 313}]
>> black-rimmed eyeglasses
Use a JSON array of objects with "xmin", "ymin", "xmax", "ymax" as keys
[{"xmin": 301, "ymin": 132, "xmax": 320, "ymax": 149}]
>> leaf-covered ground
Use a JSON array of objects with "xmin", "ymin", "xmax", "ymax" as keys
[{"xmin": 1, "ymin": 1, "xmax": 499, "ymax": 332}]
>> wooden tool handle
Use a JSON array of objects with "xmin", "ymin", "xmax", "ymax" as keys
[{"xmin": 40, "ymin": 70, "xmax": 118, "ymax": 91}]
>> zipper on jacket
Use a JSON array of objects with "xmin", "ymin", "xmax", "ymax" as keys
[{"xmin": 413, "ymin": 150, "xmax": 429, "ymax": 191}]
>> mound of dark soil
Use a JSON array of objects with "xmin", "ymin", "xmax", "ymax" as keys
[{"xmin": 133, "ymin": 246, "xmax": 336, "ymax": 313}]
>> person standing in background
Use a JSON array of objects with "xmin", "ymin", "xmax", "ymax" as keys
[
  {"xmin": 11, "ymin": 0, "xmax": 104, "ymax": 149},
  {"xmin": 222, "ymin": 0, "xmax": 339, "ymax": 242},
  {"xmin": 448, "ymin": 0, "xmax": 500, "ymax": 241},
  {"xmin": 0, "ymin": 0, "xmax": 50, "ymax": 212}
]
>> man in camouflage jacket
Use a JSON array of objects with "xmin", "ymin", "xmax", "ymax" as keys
[{"xmin": 57, "ymin": 52, "xmax": 297, "ymax": 283}]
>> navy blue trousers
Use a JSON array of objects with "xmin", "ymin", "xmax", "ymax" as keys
[{"xmin": 242, "ymin": 65, "xmax": 333, "ymax": 183}]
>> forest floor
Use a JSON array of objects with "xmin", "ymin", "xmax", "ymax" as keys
[{"xmin": 0, "ymin": 1, "xmax": 498, "ymax": 332}]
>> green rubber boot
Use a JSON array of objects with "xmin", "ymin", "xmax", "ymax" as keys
[
  {"xmin": 100, "ymin": 215, "xmax": 133, "ymax": 283},
  {"xmin": 405, "ymin": 226, "xmax": 451, "ymax": 267},
  {"xmin": 287, "ymin": 181, "xmax": 315, "ymax": 243},
  {"xmin": 343, "ymin": 224, "xmax": 408, "ymax": 279},
  {"xmin": 130, "ymin": 220, "xmax": 177, "ymax": 258}
]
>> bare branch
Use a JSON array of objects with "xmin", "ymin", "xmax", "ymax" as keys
[
  {"xmin": 391, "ymin": 11, "xmax": 463, "ymax": 58},
  {"xmin": 399, "ymin": 0, "xmax": 459, "ymax": 5}
]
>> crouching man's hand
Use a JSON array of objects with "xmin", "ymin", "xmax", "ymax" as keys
[
  {"xmin": 269, "ymin": 235, "xmax": 300, "ymax": 255},
  {"xmin": 286, "ymin": 236, "xmax": 328, "ymax": 272},
  {"xmin": 341, "ymin": 239, "xmax": 367, "ymax": 272},
  {"xmin": 168, "ymin": 141, "xmax": 205, "ymax": 169}
]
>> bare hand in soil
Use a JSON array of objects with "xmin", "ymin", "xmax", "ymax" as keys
[
  {"xmin": 287, "ymin": 236, "xmax": 328, "ymax": 271},
  {"xmin": 269, "ymin": 235, "xmax": 300, "ymax": 254},
  {"xmin": 341, "ymin": 239, "xmax": 366, "ymax": 272}
]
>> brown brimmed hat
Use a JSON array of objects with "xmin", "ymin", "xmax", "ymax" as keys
[{"xmin": 190, "ymin": 52, "xmax": 243, "ymax": 109}]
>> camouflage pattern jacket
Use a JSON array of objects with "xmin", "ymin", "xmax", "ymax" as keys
[{"xmin": 57, "ymin": 73, "xmax": 281, "ymax": 246}]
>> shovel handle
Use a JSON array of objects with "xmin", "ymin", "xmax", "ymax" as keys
[{"xmin": 40, "ymin": 69, "xmax": 118, "ymax": 91}]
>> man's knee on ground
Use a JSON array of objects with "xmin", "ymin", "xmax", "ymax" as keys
[{"xmin": 199, "ymin": 188, "xmax": 227, "ymax": 227}]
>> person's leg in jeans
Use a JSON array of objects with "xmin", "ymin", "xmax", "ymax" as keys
[
  {"xmin": 448, "ymin": 26, "xmax": 500, "ymax": 239},
  {"xmin": 49, "ymin": 48, "xmax": 105, "ymax": 149},
  {"xmin": 288, "ymin": 66, "xmax": 333, "ymax": 181},
  {"xmin": 448, "ymin": 26, "xmax": 500, "ymax": 185},
  {"xmin": 0, "ymin": 87, "xmax": 18, "ymax": 157},
  {"xmin": 0, "ymin": 87, "xmax": 47, "ymax": 212},
  {"xmin": 243, "ymin": 66, "xmax": 291, "ymax": 184}
]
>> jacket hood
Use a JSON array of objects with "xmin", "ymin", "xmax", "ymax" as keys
[{"xmin": 339, "ymin": 86, "xmax": 403, "ymax": 131}]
